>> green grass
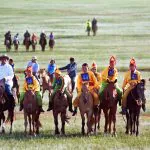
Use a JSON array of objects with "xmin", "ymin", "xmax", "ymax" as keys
[{"xmin": 0, "ymin": 0, "xmax": 150, "ymax": 149}]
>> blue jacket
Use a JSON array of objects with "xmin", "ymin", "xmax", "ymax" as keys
[{"xmin": 59, "ymin": 62, "xmax": 77, "ymax": 78}]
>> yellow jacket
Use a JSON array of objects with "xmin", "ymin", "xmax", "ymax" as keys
[
  {"xmin": 101, "ymin": 67, "xmax": 118, "ymax": 82},
  {"xmin": 122, "ymin": 70, "xmax": 141, "ymax": 89},
  {"xmin": 94, "ymin": 72, "xmax": 102, "ymax": 89},
  {"xmin": 77, "ymin": 71, "xmax": 98, "ymax": 92},
  {"xmin": 23, "ymin": 75, "xmax": 40, "ymax": 92}
]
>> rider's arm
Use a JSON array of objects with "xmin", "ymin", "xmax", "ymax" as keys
[
  {"xmin": 5, "ymin": 65, "xmax": 14, "ymax": 82},
  {"xmin": 77, "ymin": 74, "xmax": 82, "ymax": 92},
  {"xmin": 59, "ymin": 64, "xmax": 68, "ymax": 71},
  {"xmin": 23, "ymin": 80, "xmax": 28, "ymax": 91},
  {"xmin": 90, "ymin": 71, "xmax": 98, "ymax": 88},
  {"xmin": 32, "ymin": 76, "xmax": 40, "ymax": 91},
  {"xmin": 122, "ymin": 73, "xmax": 128, "ymax": 89},
  {"xmin": 101, "ymin": 67, "xmax": 108, "ymax": 82}
]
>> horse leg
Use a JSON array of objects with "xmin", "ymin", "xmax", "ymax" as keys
[
  {"xmin": 61, "ymin": 112, "xmax": 66, "ymax": 135},
  {"xmin": 108, "ymin": 109, "xmax": 113, "ymax": 135},
  {"xmin": 136, "ymin": 114, "xmax": 140, "ymax": 136},
  {"xmin": 81, "ymin": 114, "xmax": 85, "ymax": 135},
  {"xmin": 32, "ymin": 114, "xmax": 35, "ymax": 136},
  {"xmin": 24, "ymin": 111, "xmax": 28, "ymax": 135},
  {"xmin": 133, "ymin": 113, "xmax": 136, "ymax": 134},
  {"xmin": 87, "ymin": 112, "xmax": 93, "ymax": 135},
  {"xmin": 35, "ymin": 112, "xmax": 40, "ymax": 135},
  {"xmin": 28, "ymin": 115, "xmax": 32, "ymax": 135},
  {"xmin": 9, "ymin": 110, "xmax": 14, "ymax": 134},
  {"xmin": 125, "ymin": 111, "xmax": 129, "ymax": 134},
  {"xmin": 103, "ymin": 109, "xmax": 109, "ymax": 135},
  {"xmin": 97, "ymin": 107, "xmax": 101, "ymax": 130},
  {"xmin": 53, "ymin": 112, "xmax": 60, "ymax": 135},
  {"xmin": 130, "ymin": 112, "xmax": 133, "ymax": 135},
  {"xmin": 112, "ymin": 106, "xmax": 117, "ymax": 137}
]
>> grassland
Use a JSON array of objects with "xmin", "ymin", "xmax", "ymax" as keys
[{"xmin": 0, "ymin": 0, "xmax": 150, "ymax": 149}]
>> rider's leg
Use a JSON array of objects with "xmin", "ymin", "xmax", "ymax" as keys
[
  {"xmin": 91, "ymin": 91, "xmax": 99, "ymax": 114},
  {"xmin": 19, "ymin": 92, "xmax": 25, "ymax": 111},
  {"xmin": 99, "ymin": 82, "xmax": 108, "ymax": 102},
  {"xmin": 116, "ymin": 85, "xmax": 123, "ymax": 106},
  {"xmin": 71, "ymin": 77, "xmax": 76, "ymax": 92},
  {"xmin": 47, "ymin": 91, "xmax": 55, "ymax": 111},
  {"xmin": 72, "ymin": 92, "xmax": 81, "ymax": 116},
  {"xmin": 64, "ymin": 89, "xmax": 73, "ymax": 112},
  {"xmin": 35, "ymin": 91, "xmax": 44, "ymax": 112}
]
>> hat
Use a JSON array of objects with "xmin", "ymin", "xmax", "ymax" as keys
[
  {"xmin": 91, "ymin": 61, "xmax": 97, "ymax": 69},
  {"xmin": 0, "ymin": 54, "xmax": 9, "ymax": 60},
  {"xmin": 32, "ymin": 56, "xmax": 37, "ymax": 60},
  {"xmin": 110, "ymin": 56, "xmax": 116, "ymax": 64},
  {"xmin": 25, "ymin": 66, "xmax": 32, "ymax": 73},
  {"xmin": 130, "ymin": 58, "xmax": 136, "ymax": 66},
  {"xmin": 55, "ymin": 69, "xmax": 61, "ymax": 75}
]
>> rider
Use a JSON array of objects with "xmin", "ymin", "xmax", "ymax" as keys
[
  {"xmin": 59, "ymin": 57, "xmax": 77, "ymax": 92},
  {"xmin": 27, "ymin": 56, "xmax": 40, "ymax": 83},
  {"xmin": 0, "ymin": 54, "xmax": 15, "ymax": 107},
  {"xmin": 86, "ymin": 20, "xmax": 91, "ymax": 31},
  {"xmin": 47, "ymin": 69, "xmax": 73, "ymax": 112},
  {"xmin": 120, "ymin": 58, "xmax": 145, "ymax": 115},
  {"xmin": 72, "ymin": 63, "xmax": 99, "ymax": 116},
  {"xmin": 9, "ymin": 59, "xmax": 20, "ymax": 97},
  {"xmin": 49, "ymin": 32, "xmax": 54, "ymax": 40},
  {"xmin": 19, "ymin": 67, "xmax": 44, "ymax": 112},
  {"xmin": 13, "ymin": 33, "xmax": 19, "ymax": 44},
  {"xmin": 91, "ymin": 61, "xmax": 102, "ymax": 90},
  {"xmin": 31, "ymin": 33, "xmax": 38, "ymax": 43},
  {"xmin": 4, "ymin": 31, "xmax": 12, "ymax": 45},
  {"xmin": 99, "ymin": 56, "xmax": 122, "ymax": 106},
  {"xmin": 23, "ymin": 30, "xmax": 31, "ymax": 45},
  {"xmin": 47, "ymin": 59, "xmax": 57, "ymax": 83}
]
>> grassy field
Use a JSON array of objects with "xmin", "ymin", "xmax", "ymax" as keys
[{"xmin": 0, "ymin": 0, "xmax": 150, "ymax": 149}]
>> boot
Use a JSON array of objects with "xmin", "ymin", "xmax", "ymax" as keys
[
  {"xmin": 68, "ymin": 99, "xmax": 73, "ymax": 113},
  {"xmin": 19, "ymin": 103, "xmax": 23, "ymax": 111},
  {"xmin": 39, "ymin": 106, "xmax": 45, "ymax": 112},
  {"xmin": 142, "ymin": 104, "xmax": 146, "ymax": 112},
  {"xmin": 94, "ymin": 105, "xmax": 98, "ymax": 115},
  {"xmin": 119, "ymin": 107, "xmax": 127, "ymax": 115},
  {"xmin": 47, "ymin": 101, "xmax": 53, "ymax": 111},
  {"xmin": 72, "ymin": 107, "xmax": 77, "ymax": 116}
]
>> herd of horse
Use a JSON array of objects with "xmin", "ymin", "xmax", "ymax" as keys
[
  {"xmin": 0, "ymin": 69, "xmax": 146, "ymax": 137},
  {"xmin": 5, "ymin": 36, "xmax": 55, "ymax": 52}
]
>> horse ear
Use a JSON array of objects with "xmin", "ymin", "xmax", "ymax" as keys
[
  {"xmin": 141, "ymin": 79, "xmax": 146, "ymax": 86},
  {"xmin": 114, "ymin": 79, "xmax": 117, "ymax": 83}
]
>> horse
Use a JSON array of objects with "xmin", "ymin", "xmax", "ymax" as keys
[
  {"xmin": 92, "ymin": 24, "xmax": 98, "ymax": 36},
  {"xmin": 0, "ymin": 79, "xmax": 15, "ymax": 134},
  {"xmin": 39, "ymin": 37, "xmax": 47, "ymax": 51},
  {"xmin": 31, "ymin": 40, "xmax": 37, "ymax": 52},
  {"xmin": 6, "ymin": 40, "xmax": 11, "ymax": 52},
  {"xmin": 23, "ymin": 90, "xmax": 41, "ymax": 136},
  {"xmin": 49, "ymin": 39, "xmax": 55, "ymax": 50},
  {"xmin": 24, "ymin": 37, "xmax": 31, "ymax": 51},
  {"xmin": 100, "ymin": 81, "xmax": 118, "ymax": 136},
  {"xmin": 78, "ymin": 83, "xmax": 95, "ymax": 135},
  {"xmin": 53, "ymin": 90, "xmax": 69, "ymax": 135},
  {"xmin": 39, "ymin": 69, "xmax": 51, "ymax": 98},
  {"xmin": 13, "ymin": 40, "xmax": 19, "ymax": 51},
  {"xmin": 125, "ymin": 79, "xmax": 146, "ymax": 136}
]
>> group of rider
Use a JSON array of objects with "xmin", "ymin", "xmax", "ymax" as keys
[
  {"xmin": 0, "ymin": 54, "xmax": 146, "ymax": 116},
  {"xmin": 4, "ymin": 30, "xmax": 54, "ymax": 48},
  {"xmin": 86, "ymin": 18, "xmax": 98, "ymax": 35}
]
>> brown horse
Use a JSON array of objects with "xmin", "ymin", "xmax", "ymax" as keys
[
  {"xmin": 49, "ymin": 39, "xmax": 55, "ymax": 50},
  {"xmin": 13, "ymin": 40, "xmax": 19, "ymax": 51},
  {"xmin": 31, "ymin": 40, "xmax": 37, "ymax": 52},
  {"xmin": 100, "ymin": 81, "xmax": 118, "ymax": 136},
  {"xmin": 40, "ymin": 69, "xmax": 51, "ymax": 98},
  {"xmin": 39, "ymin": 37, "xmax": 47, "ymax": 51},
  {"xmin": 92, "ymin": 24, "xmax": 98, "ymax": 36},
  {"xmin": 78, "ymin": 83, "xmax": 95, "ymax": 135},
  {"xmin": 24, "ymin": 37, "xmax": 31, "ymax": 51},
  {"xmin": 6, "ymin": 40, "xmax": 11, "ymax": 52},
  {"xmin": 53, "ymin": 90, "xmax": 69, "ymax": 135},
  {"xmin": 126, "ymin": 79, "xmax": 146, "ymax": 136},
  {"xmin": 23, "ymin": 90, "xmax": 41, "ymax": 136},
  {"xmin": 0, "ymin": 79, "xmax": 15, "ymax": 134}
]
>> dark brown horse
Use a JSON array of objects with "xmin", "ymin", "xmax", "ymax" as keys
[
  {"xmin": 0, "ymin": 79, "xmax": 15, "ymax": 134},
  {"xmin": 100, "ymin": 81, "xmax": 118, "ymax": 136},
  {"xmin": 23, "ymin": 90, "xmax": 41, "ymax": 136},
  {"xmin": 24, "ymin": 37, "xmax": 31, "ymax": 51},
  {"xmin": 92, "ymin": 24, "xmax": 98, "ymax": 36},
  {"xmin": 6, "ymin": 39, "xmax": 11, "ymax": 52},
  {"xmin": 13, "ymin": 40, "xmax": 19, "ymax": 51},
  {"xmin": 126, "ymin": 79, "xmax": 146, "ymax": 136},
  {"xmin": 53, "ymin": 90, "xmax": 69, "ymax": 135},
  {"xmin": 49, "ymin": 39, "xmax": 55, "ymax": 50},
  {"xmin": 39, "ymin": 37, "xmax": 47, "ymax": 51}
]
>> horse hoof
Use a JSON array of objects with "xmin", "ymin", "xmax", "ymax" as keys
[
  {"xmin": 2, "ymin": 129, "xmax": 5, "ymax": 134},
  {"xmin": 112, "ymin": 133, "xmax": 117, "ymax": 137},
  {"xmin": 125, "ymin": 131, "xmax": 129, "ymax": 135},
  {"xmin": 103, "ymin": 133, "xmax": 108, "ymax": 137},
  {"xmin": 55, "ymin": 131, "xmax": 60, "ymax": 135}
]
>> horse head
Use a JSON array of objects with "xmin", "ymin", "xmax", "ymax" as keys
[
  {"xmin": 135, "ymin": 79, "xmax": 146, "ymax": 106},
  {"xmin": 81, "ymin": 83, "xmax": 90, "ymax": 104},
  {"xmin": 105, "ymin": 80, "xmax": 117, "ymax": 102}
]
